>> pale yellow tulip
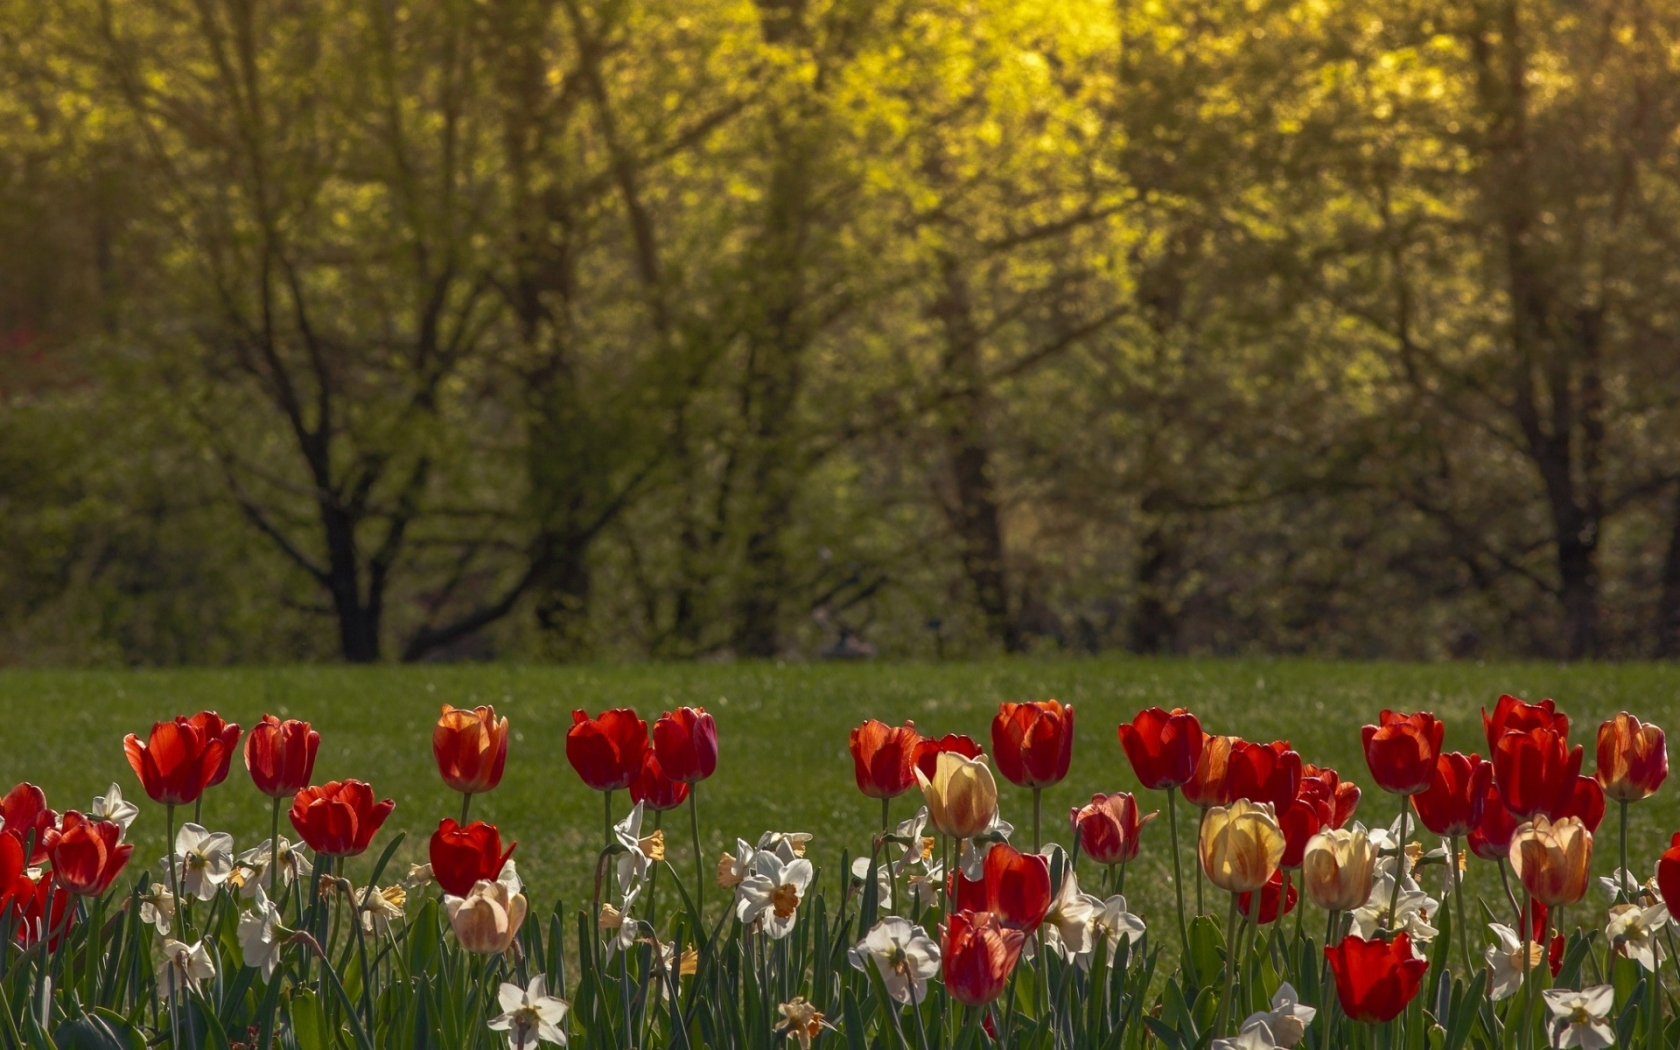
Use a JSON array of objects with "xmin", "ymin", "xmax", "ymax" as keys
[
  {"xmin": 1198, "ymin": 798, "xmax": 1285, "ymax": 894},
  {"xmin": 1300, "ymin": 826, "xmax": 1376, "ymax": 911},
  {"xmin": 916, "ymin": 751, "xmax": 999, "ymax": 840}
]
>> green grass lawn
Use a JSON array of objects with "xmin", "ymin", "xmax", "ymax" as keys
[{"xmin": 2, "ymin": 657, "xmax": 1678, "ymax": 945}]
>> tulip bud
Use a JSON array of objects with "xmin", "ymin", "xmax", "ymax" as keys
[
  {"xmin": 446, "ymin": 879, "xmax": 529, "ymax": 955},
  {"xmin": 916, "ymin": 752, "xmax": 999, "ymax": 840},
  {"xmin": 1360, "ymin": 710, "xmax": 1444, "ymax": 796},
  {"xmin": 1198, "ymin": 798, "xmax": 1285, "ymax": 894},
  {"xmin": 1181, "ymin": 735, "xmax": 1240, "ymax": 809},
  {"xmin": 941, "ymin": 910, "xmax": 1025, "ymax": 1007},
  {"xmin": 849, "ymin": 720, "xmax": 922, "ymax": 799},
  {"xmin": 1117, "ymin": 707, "xmax": 1204, "ymax": 790},
  {"xmin": 1509, "ymin": 815, "xmax": 1593, "ymax": 908},
  {"xmin": 991, "ymin": 700, "xmax": 1074, "ymax": 789},
  {"xmin": 1300, "ymin": 826, "xmax": 1376, "ymax": 911},
  {"xmin": 1596, "ymin": 713, "xmax": 1668, "ymax": 803},
  {"xmin": 245, "ymin": 715, "xmax": 320, "ymax": 800},
  {"xmin": 1070, "ymin": 793, "xmax": 1156, "ymax": 866},
  {"xmin": 434, "ymin": 705, "xmax": 510, "ymax": 796}
]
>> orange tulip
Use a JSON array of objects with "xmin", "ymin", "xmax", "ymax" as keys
[
  {"xmin": 1509, "ymin": 815, "xmax": 1593, "ymax": 907},
  {"xmin": 1596, "ymin": 713, "xmax": 1667, "ymax": 803},
  {"xmin": 1181, "ymin": 735, "xmax": 1240, "ymax": 809},
  {"xmin": 433, "ymin": 705, "xmax": 510, "ymax": 796}
]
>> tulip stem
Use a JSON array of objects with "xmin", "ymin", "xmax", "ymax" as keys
[
  {"xmin": 164, "ymin": 803, "xmax": 182, "ymax": 940},
  {"xmin": 1166, "ymin": 787, "xmax": 1191, "ymax": 965},
  {"xmin": 883, "ymin": 797, "xmax": 899, "ymax": 917},
  {"xmin": 604, "ymin": 790, "xmax": 614, "ymax": 851},
  {"xmin": 1216, "ymin": 892, "xmax": 1239, "ymax": 1036},
  {"xmin": 1117, "ymin": 859, "xmax": 1126, "ymax": 897},
  {"xmin": 1032, "ymin": 787, "xmax": 1042, "ymax": 853},
  {"xmin": 1450, "ymin": 834, "xmax": 1472, "ymax": 978},
  {"xmin": 1386, "ymin": 795, "xmax": 1409, "ymax": 933},
  {"xmin": 1497, "ymin": 859, "xmax": 1522, "ymax": 926},
  {"xmin": 461, "ymin": 791, "xmax": 472, "ymax": 826},
  {"xmin": 688, "ymin": 788, "xmax": 705, "ymax": 920},
  {"xmin": 1618, "ymin": 798, "xmax": 1630, "ymax": 905},
  {"xmin": 1520, "ymin": 889, "xmax": 1535, "ymax": 1050},
  {"xmin": 1195, "ymin": 805, "xmax": 1207, "ymax": 916},
  {"xmin": 269, "ymin": 795, "xmax": 283, "ymax": 901}
]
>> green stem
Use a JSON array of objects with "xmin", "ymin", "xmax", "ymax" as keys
[
  {"xmin": 1520, "ymin": 890, "xmax": 1534, "ymax": 1050},
  {"xmin": 689, "ymin": 788, "xmax": 705, "ymax": 920},
  {"xmin": 1166, "ymin": 787, "xmax": 1191, "ymax": 962},
  {"xmin": 604, "ymin": 790, "xmax": 615, "ymax": 850},
  {"xmin": 165, "ymin": 803, "xmax": 181, "ymax": 939},
  {"xmin": 1450, "ymin": 834, "xmax": 1473, "ymax": 978},
  {"xmin": 269, "ymin": 796, "xmax": 283, "ymax": 901},
  {"xmin": 1032, "ymin": 787, "xmax": 1042, "ymax": 854},
  {"xmin": 1195, "ymin": 805, "xmax": 1207, "ymax": 916},
  {"xmin": 461, "ymin": 791, "xmax": 472, "ymax": 826},
  {"xmin": 884, "ymin": 796, "xmax": 899, "ymax": 916},
  {"xmin": 1386, "ymin": 794, "xmax": 1409, "ymax": 930},
  {"xmin": 1619, "ymin": 798, "xmax": 1631, "ymax": 904},
  {"xmin": 1215, "ymin": 892, "xmax": 1240, "ymax": 1036}
]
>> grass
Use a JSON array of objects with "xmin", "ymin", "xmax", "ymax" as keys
[{"xmin": 1, "ymin": 656, "xmax": 1677, "ymax": 945}]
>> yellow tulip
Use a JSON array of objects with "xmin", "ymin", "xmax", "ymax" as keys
[
  {"xmin": 916, "ymin": 751, "xmax": 999, "ymax": 840},
  {"xmin": 1198, "ymin": 798, "xmax": 1285, "ymax": 894},
  {"xmin": 1509, "ymin": 815, "xmax": 1592, "ymax": 907},
  {"xmin": 446, "ymin": 878, "xmax": 529, "ymax": 955},
  {"xmin": 1300, "ymin": 826, "xmax": 1376, "ymax": 911}
]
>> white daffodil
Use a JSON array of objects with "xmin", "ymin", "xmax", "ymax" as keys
[
  {"xmin": 888, "ymin": 809, "xmax": 932, "ymax": 875},
  {"xmin": 358, "ymin": 884, "xmax": 406, "ymax": 934},
  {"xmin": 1484, "ymin": 923, "xmax": 1542, "ymax": 1002},
  {"xmin": 90, "ymin": 784, "xmax": 138, "ymax": 835},
  {"xmin": 1599, "ymin": 867, "xmax": 1643, "ymax": 901},
  {"xmin": 613, "ymin": 803, "xmax": 662, "ymax": 894},
  {"xmin": 498, "ymin": 858, "xmax": 524, "ymax": 898},
  {"xmin": 905, "ymin": 857, "xmax": 944, "ymax": 909},
  {"xmin": 1241, "ymin": 983, "xmax": 1316, "ymax": 1048},
  {"xmin": 156, "ymin": 938, "xmax": 216, "ymax": 996},
  {"xmin": 1351, "ymin": 874, "xmax": 1438, "ymax": 945},
  {"xmin": 139, "ymin": 883, "xmax": 177, "ymax": 936},
  {"xmin": 1213, "ymin": 1018, "xmax": 1282, "ymax": 1050},
  {"xmin": 1606, "ymin": 902, "xmax": 1670, "ymax": 971},
  {"xmin": 736, "ymin": 851, "xmax": 814, "ymax": 939},
  {"xmin": 757, "ymin": 831, "xmax": 813, "ymax": 862},
  {"xmin": 850, "ymin": 856, "xmax": 893, "ymax": 898},
  {"xmin": 774, "ymin": 997, "xmax": 835, "ymax": 1050},
  {"xmin": 1085, "ymin": 894, "xmax": 1148, "ymax": 968},
  {"xmin": 234, "ymin": 836, "xmax": 312, "ymax": 898},
  {"xmin": 847, "ymin": 916, "xmax": 941, "ymax": 1004},
  {"xmin": 720, "ymin": 840, "xmax": 757, "ymax": 891},
  {"xmin": 1543, "ymin": 984, "xmax": 1615, "ymax": 1050},
  {"xmin": 238, "ymin": 886, "xmax": 285, "ymax": 981},
  {"xmin": 958, "ymin": 812, "xmax": 1015, "ymax": 880},
  {"xmin": 601, "ymin": 882, "xmax": 643, "ymax": 956},
  {"xmin": 168, "ymin": 824, "xmax": 234, "ymax": 901},
  {"xmin": 488, "ymin": 974, "xmax": 569, "ymax": 1048},
  {"xmin": 404, "ymin": 863, "xmax": 436, "ymax": 890},
  {"xmin": 1038, "ymin": 867, "xmax": 1097, "ymax": 961}
]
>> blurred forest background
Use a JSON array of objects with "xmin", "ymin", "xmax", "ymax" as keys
[{"xmin": 2, "ymin": 0, "xmax": 1679, "ymax": 666}]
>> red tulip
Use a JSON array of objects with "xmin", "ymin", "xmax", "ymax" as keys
[
  {"xmin": 1492, "ymin": 727, "xmax": 1582, "ymax": 820},
  {"xmin": 942, "ymin": 910, "xmax": 1026, "ymax": 1007},
  {"xmin": 629, "ymin": 750, "xmax": 691, "ymax": 811},
  {"xmin": 123, "ymin": 718, "xmax": 229, "ymax": 806},
  {"xmin": 1656, "ymin": 832, "xmax": 1680, "ymax": 916},
  {"xmin": 992, "ymin": 700, "xmax": 1075, "ymax": 789},
  {"xmin": 1182, "ymin": 735, "xmax": 1241, "ymax": 808},
  {"xmin": 849, "ymin": 719, "xmax": 922, "ymax": 799},
  {"xmin": 912, "ymin": 733, "xmax": 984, "ymax": 782},
  {"xmin": 1548, "ymin": 933, "xmax": 1565, "ymax": 977},
  {"xmin": 4, "ymin": 870, "xmax": 74, "ymax": 949},
  {"xmin": 1117, "ymin": 708, "xmax": 1204, "ymax": 790},
  {"xmin": 1361, "ymin": 711, "xmax": 1444, "ymax": 795},
  {"xmin": 244, "ymin": 715, "xmax": 320, "ymax": 800},
  {"xmin": 1528, "ymin": 900, "xmax": 1550, "ymax": 944},
  {"xmin": 428, "ymin": 818, "xmax": 516, "ymax": 897},
  {"xmin": 1279, "ymin": 797, "xmax": 1325, "ymax": 870},
  {"xmin": 952, "ymin": 843, "xmax": 1052, "ymax": 931},
  {"xmin": 1467, "ymin": 778, "xmax": 1520, "ymax": 862},
  {"xmin": 1070, "ymin": 793, "xmax": 1156, "ymax": 865},
  {"xmin": 1411, "ymin": 753, "xmax": 1491, "ymax": 837},
  {"xmin": 1225, "ymin": 740, "xmax": 1302, "ymax": 810},
  {"xmin": 434, "ymin": 704, "xmax": 510, "ymax": 796},
  {"xmin": 288, "ymin": 780, "xmax": 394, "ymax": 858},
  {"xmin": 653, "ymin": 707, "xmax": 718, "ymax": 784},
  {"xmin": 1237, "ymin": 870, "xmax": 1297, "ymax": 924},
  {"xmin": 1484, "ymin": 694, "xmax": 1568, "ymax": 753},
  {"xmin": 187, "ymin": 711, "xmax": 242, "ymax": 788},
  {"xmin": 1325, "ymin": 932, "xmax": 1428, "ymax": 1023},
  {"xmin": 1556, "ymin": 776, "xmax": 1604, "ymax": 833},
  {"xmin": 1596, "ymin": 713, "xmax": 1667, "ymax": 803},
  {"xmin": 1, "ymin": 784, "xmax": 59, "ymax": 864},
  {"xmin": 1301, "ymin": 765, "xmax": 1361, "ymax": 828},
  {"xmin": 49, "ymin": 812, "xmax": 131, "ymax": 897},
  {"xmin": 567, "ymin": 709, "xmax": 648, "ymax": 793}
]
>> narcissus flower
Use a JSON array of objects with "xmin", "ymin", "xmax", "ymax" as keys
[
  {"xmin": 653, "ymin": 707, "xmax": 718, "ymax": 784},
  {"xmin": 238, "ymin": 886, "xmax": 286, "ymax": 981},
  {"xmin": 848, "ymin": 720, "xmax": 921, "ymax": 799},
  {"xmin": 1596, "ymin": 713, "xmax": 1667, "ymax": 803},
  {"xmin": 1239, "ymin": 983, "xmax": 1317, "ymax": 1048},
  {"xmin": 942, "ymin": 910, "xmax": 1026, "ymax": 1007},
  {"xmin": 488, "ymin": 975, "xmax": 569, "ymax": 1049},
  {"xmin": 847, "ymin": 916, "xmax": 942, "ymax": 1004},
  {"xmin": 1484, "ymin": 694, "xmax": 1568, "ymax": 752},
  {"xmin": 289, "ymin": 780, "xmax": 395, "ymax": 858},
  {"xmin": 168, "ymin": 823, "xmax": 234, "ymax": 901},
  {"xmin": 1493, "ymin": 727, "xmax": 1583, "ymax": 820},
  {"xmin": 1411, "ymin": 752, "xmax": 1491, "ymax": 837},
  {"xmin": 774, "ymin": 997, "xmax": 835, "ymax": 1050},
  {"xmin": 90, "ymin": 783, "xmax": 138, "ymax": 835},
  {"xmin": 629, "ymin": 750, "xmax": 691, "ymax": 811},
  {"xmin": 234, "ymin": 837, "xmax": 312, "ymax": 897},
  {"xmin": 1484, "ymin": 922, "xmax": 1543, "ymax": 1001},
  {"xmin": 447, "ymin": 878, "xmax": 529, "ymax": 955},
  {"xmin": 244, "ymin": 715, "xmax": 319, "ymax": 800},
  {"xmin": 1324, "ymin": 932, "xmax": 1428, "ymax": 1023},
  {"xmin": 50, "ymin": 812, "xmax": 132, "ymax": 897},
  {"xmin": 1, "ymin": 783, "xmax": 60, "ymax": 863},
  {"xmin": 1117, "ymin": 707, "xmax": 1204, "ymax": 790},
  {"xmin": 1510, "ymin": 815, "xmax": 1593, "ymax": 907},
  {"xmin": 951, "ymin": 842, "xmax": 1051, "ymax": 932},
  {"xmin": 1200, "ymin": 799, "xmax": 1286, "ymax": 894},
  {"xmin": 187, "ymin": 711, "xmax": 241, "ymax": 788},
  {"xmin": 912, "ymin": 733, "xmax": 983, "ymax": 782},
  {"xmin": 1300, "ymin": 826, "xmax": 1377, "ymax": 911},
  {"xmin": 430, "ymin": 819, "xmax": 517, "ymax": 897},
  {"xmin": 991, "ymin": 700, "xmax": 1074, "ymax": 789},
  {"xmin": 124, "ymin": 719, "xmax": 229, "ymax": 806},
  {"xmin": 156, "ymin": 938, "xmax": 216, "ymax": 996},
  {"xmin": 917, "ymin": 751, "xmax": 999, "ymax": 840},
  {"xmin": 434, "ymin": 705, "xmax": 510, "ymax": 796},
  {"xmin": 1605, "ymin": 902, "xmax": 1669, "ymax": 971},
  {"xmin": 1542, "ymin": 985, "xmax": 1614, "ymax": 1050},
  {"xmin": 1182, "ymin": 735, "xmax": 1241, "ymax": 808},
  {"xmin": 735, "ymin": 849, "xmax": 814, "ymax": 940},
  {"xmin": 1070, "ymin": 792, "xmax": 1155, "ymax": 866},
  {"xmin": 1361, "ymin": 710, "xmax": 1444, "ymax": 795}
]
